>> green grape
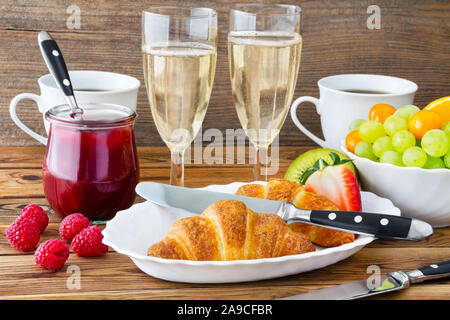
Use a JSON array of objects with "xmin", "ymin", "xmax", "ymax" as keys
[
  {"xmin": 349, "ymin": 119, "xmax": 365, "ymax": 131},
  {"xmin": 355, "ymin": 141, "xmax": 377, "ymax": 161},
  {"xmin": 373, "ymin": 136, "xmax": 393, "ymax": 158},
  {"xmin": 380, "ymin": 150, "xmax": 403, "ymax": 166},
  {"xmin": 383, "ymin": 115, "xmax": 408, "ymax": 136},
  {"xmin": 359, "ymin": 120, "xmax": 386, "ymax": 143},
  {"xmin": 423, "ymin": 156, "xmax": 446, "ymax": 169},
  {"xmin": 444, "ymin": 151, "xmax": 450, "ymax": 168},
  {"xmin": 392, "ymin": 130, "xmax": 416, "ymax": 153},
  {"xmin": 402, "ymin": 147, "xmax": 427, "ymax": 167},
  {"xmin": 442, "ymin": 121, "xmax": 450, "ymax": 137},
  {"xmin": 393, "ymin": 105, "xmax": 420, "ymax": 121},
  {"xmin": 421, "ymin": 129, "xmax": 449, "ymax": 157}
]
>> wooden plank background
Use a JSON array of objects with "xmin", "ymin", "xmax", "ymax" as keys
[{"xmin": 0, "ymin": 0, "xmax": 449, "ymax": 147}]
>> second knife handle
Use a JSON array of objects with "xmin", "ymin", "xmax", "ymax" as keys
[
  {"xmin": 309, "ymin": 210, "xmax": 412, "ymax": 239},
  {"xmin": 407, "ymin": 260, "xmax": 450, "ymax": 284},
  {"xmin": 418, "ymin": 260, "xmax": 450, "ymax": 278}
]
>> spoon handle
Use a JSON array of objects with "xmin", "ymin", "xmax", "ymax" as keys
[{"xmin": 37, "ymin": 31, "xmax": 81, "ymax": 114}]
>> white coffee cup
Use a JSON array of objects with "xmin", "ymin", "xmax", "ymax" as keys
[
  {"xmin": 290, "ymin": 74, "xmax": 418, "ymax": 150},
  {"xmin": 10, "ymin": 70, "xmax": 140, "ymax": 145}
]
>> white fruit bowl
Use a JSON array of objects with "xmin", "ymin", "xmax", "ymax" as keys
[{"xmin": 341, "ymin": 141, "xmax": 450, "ymax": 227}]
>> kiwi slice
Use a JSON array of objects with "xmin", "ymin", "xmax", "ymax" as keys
[{"xmin": 285, "ymin": 148, "xmax": 356, "ymax": 183}]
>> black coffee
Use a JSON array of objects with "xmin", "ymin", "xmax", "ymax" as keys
[{"xmin": 342, "ymin": 89, "xmax": 391, "ymax": 94}]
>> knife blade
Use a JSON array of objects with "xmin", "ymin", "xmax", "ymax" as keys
[
  {"xmin": 136, "ymin": 181, "xmax": 433, "ymax": 241},
  {"xmin": 279, "ymin": 259, "xmax": 450, "ymax": 300}
]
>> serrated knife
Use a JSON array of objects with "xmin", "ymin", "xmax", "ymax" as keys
[
  {"xmin": 135, "ymin": 181, "xmax": 433, "ymax": 241},
  {"xmin": 278, "ymin": 260, "xmax": 450, "ymax": 300}
]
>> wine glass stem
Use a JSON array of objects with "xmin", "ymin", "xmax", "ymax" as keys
[
  {"xmin": 170, "ymin": 150, "xmax": 185, "ymax": 186},
  {"xmin": 253, "ymin": 146, "xmax": 269, "ymax": 181}
]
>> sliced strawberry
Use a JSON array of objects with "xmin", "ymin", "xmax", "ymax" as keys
[
  {"xmin": 298, "ymin": 152, "xmax": 362, "ymax": 212},
  {"xmin": 304, "ymin": 164, "xmax": 361, "ymax": 211}
]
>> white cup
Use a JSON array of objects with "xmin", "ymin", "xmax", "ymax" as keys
[
  {"xmin": 10, "ymin": 70, "xmax": 140, "ymax": 145},
  {"xmin": 290, "ymin": 74, "xmax": 418, "ymax": 150}
]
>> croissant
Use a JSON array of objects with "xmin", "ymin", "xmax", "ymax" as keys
[
  {"xmin": 236, "ymin": 179, "xmax": 355, "ymax": 247},
  {"xmin": 147, "ymin": 200, "xmax": 315, "ymax": 261}
]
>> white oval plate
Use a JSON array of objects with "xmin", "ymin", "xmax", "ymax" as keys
[{"xmin": 102, "ymin": 182, "xmax": 400, "ymax": 283}]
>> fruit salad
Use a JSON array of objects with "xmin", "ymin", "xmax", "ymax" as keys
[
  {"xmin": 285, "ymin": 149, "xmax": 362, "ymax": 212},
  {"xmin": 345, "ymin": 97, "xmax": 450, "ymax": 169}
]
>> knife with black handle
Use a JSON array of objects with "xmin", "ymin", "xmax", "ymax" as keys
[
  {"xmin": 408, "ymin": 259, "xmax": 450, "ymax": 283},
  {"xmin": 136, "ymin": 181, "xmax": 434, "ymax": 241},
  {"xmin": 279, "ymin": 259, "xmax": 450, "ymax": 300},
  {"xmin": 290, "ymin": 208, "xmax": 413, "ymax": 240}
]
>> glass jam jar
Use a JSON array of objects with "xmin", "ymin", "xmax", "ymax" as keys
[{"xmin": 43, "ymin": 103, "xmax": 139, "ymax": 221}]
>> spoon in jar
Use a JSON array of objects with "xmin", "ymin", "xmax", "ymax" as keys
[{"xmin": 38, "ymin": 31, "xmax": 83, "ymax": 118}]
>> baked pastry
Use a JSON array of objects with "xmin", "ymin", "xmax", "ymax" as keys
[
  {"xmin": 147, "ymin": 200, "xmax": 315, "ymax": 261},
  {"xmin": 236, "ymin": 179, "xmax": 355, "ymax": 247}
]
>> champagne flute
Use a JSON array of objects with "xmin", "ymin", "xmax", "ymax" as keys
[
  {"xmin": 142, "ymin": 7, "xmax": 217, "ymax": 186},
  {"xmin": 228, "ymin": 4, "xmax": 302, "ymax": 181}
]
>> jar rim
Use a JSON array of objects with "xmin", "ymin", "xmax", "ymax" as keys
[{"xmin": 45, "ymin": 102, "xmax": 136, "ymax": 129}]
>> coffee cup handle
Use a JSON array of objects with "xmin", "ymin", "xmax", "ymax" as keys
[
  {"xmin": 9, "ymin": 93, "xmax": 48, "ymax": 145},
  {"xmin": 290, "ymin": 96, "xmax": 327, "ymax": 148}
]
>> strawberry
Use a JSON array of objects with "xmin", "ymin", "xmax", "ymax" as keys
[{"xmin": 299, "ymin": 152, "xmax": 362, "ymax": 211}]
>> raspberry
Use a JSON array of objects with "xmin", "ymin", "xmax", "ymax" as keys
[
  {"xmin": 6, "ymin": 219, "xmax": 40, "ymax": 251},
  {"xmin": 35, "ymin": 239, "xmax": 70, "ymax": 271},
  {"xmin": 71, "ymin": 226, "xmax": 108, "ymax": 257},
  {"xmin": 59, "ymin": 213, "xmax": 91, "ymax": 242},
  {"xmin": 18, "ymin": 204, "xmax": 49, "ymax": 232}
]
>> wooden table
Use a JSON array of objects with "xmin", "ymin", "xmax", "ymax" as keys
[{"xmin": 0, "ymin": 146, "xmax": 448, "ymax": 300}]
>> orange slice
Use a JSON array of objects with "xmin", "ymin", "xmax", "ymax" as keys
[{"xmin": 424, "ymin": 96, "xmax": 450, "ymax": 124}]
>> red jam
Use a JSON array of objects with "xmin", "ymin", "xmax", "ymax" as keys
[{"xmin": 43, "ymin": 104, "xmax": 139, "ymax": 221}]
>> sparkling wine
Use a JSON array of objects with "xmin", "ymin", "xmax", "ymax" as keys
[
  {"xmin": 143, "ymin": 42, "xmax": 216, "ymax": 152},
  {"xmin": 228, "ymin": 31, "xmax": 302, "ymax": 148}
]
